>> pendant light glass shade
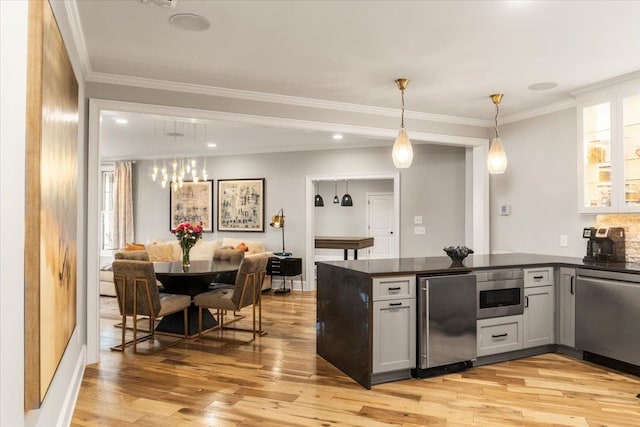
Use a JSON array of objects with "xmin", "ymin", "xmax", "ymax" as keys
[
  {"xmin": 392, "ymin": 78, "xmax": 413, "ymax": 168},
  {"xmin": 392, "ymin": 128, "xmax": 414, "ymax": 168},
  {"xmin": 487, "ymin": 137, "xmax": 507, "ymax": 174},
  {"xmin": 333, "ymin": 181, "xmax": 339, "ymax": 204},
  {"xmin": 488, "ymin": 93, "xmax": 507, "ymax": 174},
  {"xmin": 341, "ymin": 180, "xmax": 353, "ymax": 207},
  {"xmin": 314, "ymin": 181, "xmax": 324, "ymax": 207}
]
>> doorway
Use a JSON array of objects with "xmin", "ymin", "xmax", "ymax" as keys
[{"xmin": 366, "ymin": 192, "xmax": 395, "ymax": 259}]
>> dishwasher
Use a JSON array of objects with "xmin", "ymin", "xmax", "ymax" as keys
[
  {"xmin": 575, "ymin": 268, "xmax": 640, "ymax": 368},
  {"xmin": 414, "ymin": 272, "xmax": 477, "ymax": 377}
]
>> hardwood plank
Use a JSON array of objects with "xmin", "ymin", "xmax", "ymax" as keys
[{"xmin": 72, "ymin": 292, "xmax": 640, "ymax": 426}]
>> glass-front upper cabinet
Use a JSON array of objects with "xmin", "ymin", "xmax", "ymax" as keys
[
  {"xmin": 623, "ymin": 95, "xmax": 640, "ymax": 209},
  {"xmin": 578, "ymin": 81, "xmax": 640, "ymax": 213}
]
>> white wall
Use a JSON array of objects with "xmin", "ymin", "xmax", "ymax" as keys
[
  {"xmin": 1, "ymin": 2, "xmax": 88, "ymax": 426},
  {"xmin": 490, "ymin": 108, "xmax": 595, "ymax": 256},
  {"xmin": 132, "ymin": 143, "xmax": 467, "ymax": 271}
]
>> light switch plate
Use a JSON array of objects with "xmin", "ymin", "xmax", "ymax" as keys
[
  {"xmin": 560, "ymin": 234, "xmax": 568, "ymax": 247},
  {"xmin": 414, "ymin": 226, "xmax": 426, "ymax": 235},
  {"xmin": 414, "ymin": 216, "xmax": 423, "ymax": 224}
]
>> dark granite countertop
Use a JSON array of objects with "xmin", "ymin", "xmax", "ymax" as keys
[{"xmin": 317, "ymin": 253, "xmax": 640, "ymax": 277}]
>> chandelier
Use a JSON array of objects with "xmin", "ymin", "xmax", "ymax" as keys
[{"xmin": 150, "ymin": 121, "xmax": 210, "ymax": 191}]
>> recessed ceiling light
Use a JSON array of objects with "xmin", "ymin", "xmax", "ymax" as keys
[
  {"xmin": 332, "ymin": 133, "xmax": 343, "ymax": 140},
  {"xmin": 115, "ymin": 118, "xmax": 128, "ymax": 125},
  {"xmin": 169, "ymin": 13, "xmax": 211, "ymax": 32},
  {"xmin": 528, "ymin": 82, "xmax": 558, "ymax": 91},
  {"xmin": 207, "ymin": 143, "xmax": 217, "ymax": 148}
]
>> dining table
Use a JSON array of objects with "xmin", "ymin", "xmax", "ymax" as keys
[{"xmin": 154, "ymin": 259, "xmax": 241, "ymax": 337}]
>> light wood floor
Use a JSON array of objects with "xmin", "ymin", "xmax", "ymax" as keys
[{"xmin": 72, "ymin": 291, "xmax": 640, "ymax": 426}]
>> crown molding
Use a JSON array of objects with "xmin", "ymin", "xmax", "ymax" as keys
[
  {"xmin": 87, "ymin": 71, "xmax": 490, "ymax": 127},
  {"xmin": 500, "ymin": 99, "xmax": 577, "ymax": 124},
  {"xmin": 64, "ymin": 0, "xmax": 92, "ymax": 80},
  {"xmin": 570, "ymin": 70, "xmax": 640, "ymax": 97}
]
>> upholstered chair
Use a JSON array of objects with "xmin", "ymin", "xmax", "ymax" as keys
[
  {"xmin": 111, "ymin": 259, "xmax": 191, "ymax": 354},
  {"xmin": 114, "ymin": 250, "xmax": 149, "ymax": 261},
  {"xmin": 211, "ymin": 248, "xmax": 245, "ymax": 285},
  {"xmin": 193, "ymin": 254, "xmax": 268, "ymax": 341}
]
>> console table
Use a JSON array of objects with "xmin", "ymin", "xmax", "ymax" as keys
[
  {"xmin": 315, "ymin": 236, "xmax": 374, "ymax": 260},
  {"xmin": 268, "ymin": 257, "xmax": 302, "ymax": 294}
]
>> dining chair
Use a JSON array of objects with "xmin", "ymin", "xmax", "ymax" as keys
[
  {"xmin": 194, "ymin": 254, "xmax": 268, "ymax": 342},
  {"xmin": 111, "ymin": 259, "xmax": 191, "ymax": 354},
  {"xmin": 210, "ymin": 248, "xmax": 245, "ymax": 286}
]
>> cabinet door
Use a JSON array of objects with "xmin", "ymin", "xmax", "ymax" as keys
[
  {"xmin": 578, "ymin": 84, "xmax": 640, "ymax": 213},
  {"xmin": 372, "ymin": 299, "xmax": 416, "ymax": 373},
  {"xmin": 622, "ymin": 93, "xmax": 640, "ymax": 210},
  {"xmin": 558, "ymin": 268, "xmax": 576, "ymax": 347},
  {"xmin": 579, "ymin": 99, "xmax": 613, "ymax": 212},
  {"xmin": 523, "ymin": 285, "xmax": 554, "ymax": 348}
]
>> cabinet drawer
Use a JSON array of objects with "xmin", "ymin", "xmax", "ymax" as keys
[
  {"xmin": 372, "ymin": 276, "xmax": 415, "ymax": 301},
  {"xmin": 477, "ymin": 314, "xmax": 523, "ymax": 357},
  {"xmin": 523, "ymin": 267, "xmax": 554, "ymax": 287}
]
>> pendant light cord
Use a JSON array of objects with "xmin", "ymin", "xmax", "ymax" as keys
[
  {"xmin": 400, "ymin": 89, "xmax": 405, "ymax": 129},
  {"xmin": 494, "ymin": 103, "xmax": 500, "ymax": 139}
]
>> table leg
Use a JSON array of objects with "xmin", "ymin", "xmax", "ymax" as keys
[
  {"xmin": 354, "ymin": 249, "xmax": 358, "ymax": 260},
  {"xmin": 156, "ymin": 305, "xmax": 217, "ymax": 337},
  {"xmin": 343, "ymin": 249, "xmax": 348, "ymax": 260}
]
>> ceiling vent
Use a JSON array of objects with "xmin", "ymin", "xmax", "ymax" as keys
[{"xmin": 141, "ymin": 0, "xmax": 177, "ymax": 8}]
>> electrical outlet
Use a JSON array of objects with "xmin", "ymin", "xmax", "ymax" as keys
[
  {"xmin": 414, "ymin": 226, "xmax": 426, "ymax": 235},
  {"xmin": 414, "ymin": 216, "xmax": 423, "ymax": 224},
  {"xmin": 560, "ymin": 234, "xmax": 568, "ymax": 247},
  {"xmin": 500, "ymin": 204, "xmax": 511, "ymax": 216}
]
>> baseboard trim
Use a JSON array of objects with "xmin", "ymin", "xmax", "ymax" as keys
[{"xmin": 57, "ymin": 345, "xmax": 87, "ymax": 427}]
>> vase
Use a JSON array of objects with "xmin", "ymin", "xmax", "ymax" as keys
[{"xmin": 182, "ymin": 246, "xmax": 191, "ymax": 272}]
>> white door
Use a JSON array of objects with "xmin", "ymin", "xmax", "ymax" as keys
[{"xmin": 367, "ymin": 193, "xmax": 396, "ymax": 259}]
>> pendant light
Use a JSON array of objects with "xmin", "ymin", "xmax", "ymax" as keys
[
  {"xmin": 487, "ymin": 93, "xmax": 508, "ymax": 174},
  {"xmin": 392, "ymin": 78, "xmax": 414, "ymax": 168},
  {"xmin": 314, "ymin": 181, "xmax": 324, "ymax": 207},
  {"xmin": 341, "ymin": 180, "xmax": 353, "ymax": 207},
  {"xmin": 333, "ymin": 180, "xmax": 339, "ymax": 204}
]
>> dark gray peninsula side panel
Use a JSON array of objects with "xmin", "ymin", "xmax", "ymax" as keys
[{"xmin": 316, "ymin": 263, "xmax": 372, "ymax": 389}]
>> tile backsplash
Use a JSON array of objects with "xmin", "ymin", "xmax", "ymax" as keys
[{"xmin": 596, "ymin": 214, "xmax": 640, "ymax": 263}]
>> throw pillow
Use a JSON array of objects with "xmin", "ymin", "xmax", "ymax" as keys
[
  {"xmin": 145, "ymin": 242, "xmax": 175, "ymax": 262},
  {"xmin": 125, "ymin": 242, "xmax": 145, "ymax": 251},
  {"xmin": 236, "ymin": 242, "xmax": 249, "ymax": 252}
]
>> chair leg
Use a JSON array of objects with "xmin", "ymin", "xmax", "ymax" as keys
[
  {"xmin": 120, "ymin": 312, "xmax": 126, "ymax": 351},
  {"xmin": 133, "ymin": 313, "xmax": 138, "ymax": 354},
  {"xmin": 183, "ymin": 308, "xmax": 188, "ymax": 339}
]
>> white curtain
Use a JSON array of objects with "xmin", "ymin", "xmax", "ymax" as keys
[{"xmin": 113, "ymin": 161, "xmax": 134, "ymax": 248}]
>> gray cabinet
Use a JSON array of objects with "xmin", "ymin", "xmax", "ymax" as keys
[
  {"xmin": 523, "ymin": 267, "xmax": 554, "ymax": 348},
  {"xmin": 372, "ymin": 276, "xmax": 416, "ymax": 374},
  {"xmin": 558, "ymin": 268, "xmax": 576, "ymax": 347},
  {"xmin": 523, "ymin": 285, "xmax": 554, "ymax": 348},
  {"xmin": 477, "ymin": 314, "xmax": 523, "ymax": 357}
]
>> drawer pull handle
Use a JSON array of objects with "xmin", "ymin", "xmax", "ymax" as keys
[
  {"xmin": 533, "ymin": 275, "xmax": 544, "ymax": 279},
  {"xmin": 388, "ymin": 287, "xmax": 402, "ymax": 291},
  {"xmin": 492, "ymin": 333, "xmax": 508, "ymax": 338},
  {"xmin": 525, "ymin": 296, "xmax": 529, "ymax": 308},
  {"xmin": 389, "ymin": 302, "xmax": 402, "ymax": 307}
]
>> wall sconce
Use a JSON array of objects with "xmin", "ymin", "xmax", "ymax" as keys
[
  {"xmin": 487, "ymin": 93, "xmax": 507, "ymax": 174},
  {"xmin": 392, "ymin": 78, "xmax": 414, "ymax": 168},
  {"xmin": 341, "ymin": 180, "xmax": 353, "ymax": 207},
  {"xmin": 314, "ymin": 181, "xmax": 324, "ymax": 207}
]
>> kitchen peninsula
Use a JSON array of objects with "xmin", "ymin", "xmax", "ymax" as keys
[{"xmin": 316, "ymin": 253, "xmax": 640, "ymax": 389}]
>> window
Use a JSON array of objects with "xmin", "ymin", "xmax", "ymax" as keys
[{"xmin": 101, "ymin": 164, "xmax": 115, "ymax": 252}]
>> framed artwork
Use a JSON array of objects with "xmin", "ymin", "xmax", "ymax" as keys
[
  {"xmin": 217, "ymin": 178, "xmax": 265, "ymax": 232},
  {"xmin": 24, "ymin": 0, "xmax": 79, "ymax": 409},
  {"xmin": 170, "ymin": 180, "xmax": 214, "ymax": 232}
]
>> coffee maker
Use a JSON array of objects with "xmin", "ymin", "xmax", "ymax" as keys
[{"xmin": 583, "ymin": 227, "xmax": 626, "ymax": 263}]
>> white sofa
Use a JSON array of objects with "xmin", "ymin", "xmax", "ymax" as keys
[{"xmin": 99, "ymin": 238, "xmax": 273, "ymax": 296}]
